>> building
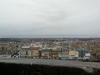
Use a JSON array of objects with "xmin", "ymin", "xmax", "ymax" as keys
[
  {"xmin": 83, "ymin": 53, "xmax": 91, "ymax": 60},
  {"xmin": 0, "ymin": 43, "xmax": 9, "ymax": 54},
  {"xmin": 40, "ymin": 48, "xmax": 52, "ymax": 59},
  {"xmin": 76, "ymin": 48, "xmax": 90, "ymax": 57},
  {"xmin": 91, "ymin": 49, "xmax": 100, "ymax": 61},
  {"xmin": 58, "ymin": 52, "xmax": 69, "ymax": 60},
  {"xmin": 50, "ymin": 48, "xmax": 60, "ymax": 59},
  {"xmin": 31, "ymin": 47, "xmax": 40, "ymax": 58},
  {"xmin": 68, "ymin": 50, "xmax": 79, "ymax": 59},
  {"xmin": 20, "ymin": 46, "xmax": 31, "ymax": 58},
  {"xmin": 58, "ymin": 48, "xmax": 69, "ymax": 60}
]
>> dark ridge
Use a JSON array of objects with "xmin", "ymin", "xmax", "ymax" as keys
[{"xmin": 0, "ymin": 63, "xmax": 100, "ymax": 75}]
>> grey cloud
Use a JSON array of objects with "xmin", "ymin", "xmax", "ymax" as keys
[{"xmin": 0, "ymin": 0, "xmax": 100, "ymax": 37}]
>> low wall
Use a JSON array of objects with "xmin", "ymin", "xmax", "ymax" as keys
[{"xmin": 0, "ymin": 63, "xmax": 100, "ymax": 75}]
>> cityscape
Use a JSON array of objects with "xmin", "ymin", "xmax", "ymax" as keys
[
  {"xmin": 0, "ymin": 38, "xmax": 100, "ymax": 62},
  {"xmin": 0, "ymin": 0, "xmax": 100, "ymax": 74}
]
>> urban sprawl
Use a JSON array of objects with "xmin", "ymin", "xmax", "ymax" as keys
[{"xmin": 0, "ymin": 38, "xmax": 100, "ymax": 61}]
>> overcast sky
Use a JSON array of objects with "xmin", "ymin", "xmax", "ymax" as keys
[{"xmin": 0, "ymin": 0, "xmax": 100, "ymax": 38}]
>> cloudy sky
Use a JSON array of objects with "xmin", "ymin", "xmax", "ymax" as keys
[{"xmin": 0, "ymin": 0, "xmax": 100, "ymax": 38}]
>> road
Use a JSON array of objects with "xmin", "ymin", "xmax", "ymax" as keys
[{"xmin": 0, "ymin": 58, "xmax": 100, "ymax": 73}]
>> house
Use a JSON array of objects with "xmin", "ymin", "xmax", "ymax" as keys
[
  {"xmin": 83, "ymin": 53, "xmax": 91, "ymax": 61},
  {"xmin": 50, "ymin": 48, "xmax": 60, "ymax": 59},
  {"xmin": 68, "ymin": 50, "xmax": 79, "ymax": 59},
  {"xmin": 40, "ymin": 48, "xmax": 52, "ymax": 59},
  {"xmin": 91, "ymin": 49, "xmax": 100, "ymax": 61},
  {"xmin": 31, "ymin": 47, "xmax": 40, "ymax": 58},
  {"xmin": 20, "ymin": 45, "xmax": 41, "ymax": 58},
  {"xmin": 20, "ymin": 46, "xmax": 31, "ymax": 58},
  {"xmin": 76, "ymin": 48, "xmax": 90, "ymax": 58},
  {"xmin": 30, "ymin": 42, "xmax": 42, "ymax": 48},
  {"xmin": 96, "ymin": 51, "xmax": 100, "ymax": 60},
  {"xmin": 58, "ymin": 48, "xmax": 69, "ymax": 60},
  {"xmin": 0, "ymin": 43, "xmax": 9, "ymax": 54},
  {"xmin": 58, "ymin": 51, "xmax": 69, "ymax": 60}
]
